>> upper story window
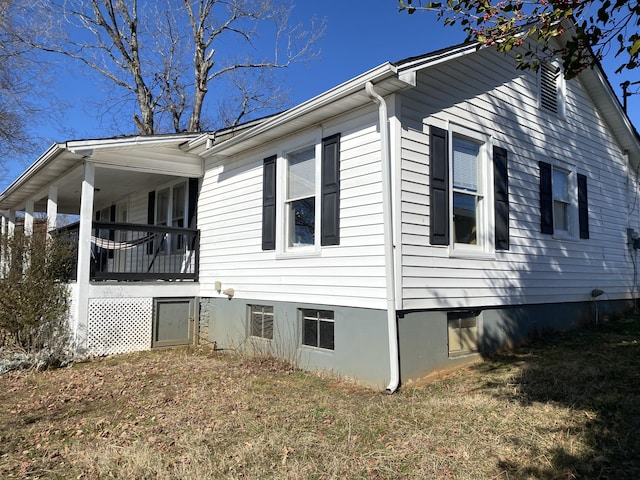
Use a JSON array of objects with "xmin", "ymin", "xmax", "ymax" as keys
[
  {"xmin": 286, "ymin": 146, "xmax": 316, "ymax": 248},
  {"xmin": 539, "ymin": 61, "xmax": 564, "ymax": 115}
]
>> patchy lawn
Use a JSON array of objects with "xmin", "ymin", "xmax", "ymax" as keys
[{"xmin": 1, "ymin": 317, "xmax": 639, "ymax": 479}]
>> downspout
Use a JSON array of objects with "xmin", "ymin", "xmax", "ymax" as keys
[{"xmin": 366, "ymin": 81, "xmax": 399, "ymax": 394}]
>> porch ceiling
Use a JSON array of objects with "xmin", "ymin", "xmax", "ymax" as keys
[{"xmin": 0, "ymin": 135, "xmax": 203, "ymax": 213}]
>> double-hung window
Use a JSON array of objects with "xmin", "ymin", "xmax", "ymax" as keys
[
  {"xmin": 452, "ymin": 137, "xmax": 483, "ymax": 246},
  {"xmin": 430, "ymin": 125, "xmax": 508, "ymax": 253},
  {"xmin": 262, "ymin": 133, "xmax": 341, "ymax": 252},
  {"xmin": 539, "ymin": 161, "xmax": 589, "ymax": 239},
  {"xmin": 286, "ymin": 146, "xmax": 316, "ymax": 248},
  {"xmin": 552, "ymin": 167, "xmax": 570, "ymax": 233}
]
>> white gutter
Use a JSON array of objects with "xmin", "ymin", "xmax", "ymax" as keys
[{"xmin": 366, "ymin": 81, "xmax": 400, "ymax": 394}]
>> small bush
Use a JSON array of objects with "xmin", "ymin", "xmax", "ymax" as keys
[{"xmin": 0, "ymin": 226, "xmax": 73, "ymax": 371}]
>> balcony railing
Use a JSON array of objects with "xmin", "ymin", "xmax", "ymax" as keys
[{"xmin": 56, "ymin": 221, "xmax": 199, "ymax": 282}]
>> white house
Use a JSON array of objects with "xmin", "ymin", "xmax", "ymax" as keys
[{"xmin": 2, "ymin": 34, "xmax": 640, "ymax": 390}]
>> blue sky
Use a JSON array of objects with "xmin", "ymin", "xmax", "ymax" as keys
[{"xmin": 2, "ymin": 1, "xmax": 638, "ymax": 189}]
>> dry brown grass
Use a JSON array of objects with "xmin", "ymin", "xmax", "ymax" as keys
[{"xmin": 1, "ymin": 316, "xmax": 639, "ymax": 479}]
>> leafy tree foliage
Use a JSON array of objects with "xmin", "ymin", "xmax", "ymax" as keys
[{"xmin": 399, "ymin": 0, "xmax": 640, "ymax": 79}]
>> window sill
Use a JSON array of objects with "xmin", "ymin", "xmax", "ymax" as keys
[
  {"xmin": 276, "ymin": 247, "xmax": 321, "ymax": 260},
  {"xmin": 448, "ymin": 247, "xmax": 495, "ymax": 261},
  {"xmin": 552, "ymin": 232, "xmax": 578, "ymax": 242}
]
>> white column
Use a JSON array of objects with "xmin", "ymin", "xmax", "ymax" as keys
[
  {"xmin": 24, "ymin": 199, "xmax": 34, "ymax": 235},
  {"xmin": 0, "ymin": 214, "xmax": 5, "ymax": 276},
  {"xmin": 7, "ymin": 209, "xmax": 15, "ymax": 236},
  {"xmin": 47, "ymin": 185, "xmax": 58, "ymax": 234},
  {"xmin": 75, "ymin": 161, "xmax": 95, "ymax": 354}
]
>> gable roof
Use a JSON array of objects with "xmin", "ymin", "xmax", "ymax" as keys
[{"xmin": 196, "ymin": 38, "xmax": 640, "ymax": 167}]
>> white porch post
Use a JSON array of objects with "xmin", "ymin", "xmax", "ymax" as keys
[
  {"xmin": 75, "ymin": 161, "xmax": 95, "ymax": 354},
  {"xmin": 0, "ymin": 214, "xmax": 5, "ymax": 276},
  {"xmin": 24, "ymin": 199, "xmax": 34, "ymax": 235},
  {"xmin": 7, "ymin": 209, "xmax": 15, "ymax": 236},
  {"xmin": 47, "ymin": 185, "xmax": 58, "ymax": 234}
]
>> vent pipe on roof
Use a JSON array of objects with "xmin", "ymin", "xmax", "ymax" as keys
[{"xmin": 366, "ymin": 81, "xmax": 400, "ymax": 394}]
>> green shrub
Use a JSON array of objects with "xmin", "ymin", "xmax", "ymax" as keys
[{"xmin": 0, "ymin": 226, "xmax": 73, "ymax": 370}]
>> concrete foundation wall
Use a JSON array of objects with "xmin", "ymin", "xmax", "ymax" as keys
[
  {"xmin": 202, "ymin": 297, "xmax": 391, "ymax": 389},
  {"xmin": 202, "ymin": 296, "xmax": 631, "ymax": 389},
  {"xmin": 398, "ymin": 298, "xmax": 631, "ymax": 383}
]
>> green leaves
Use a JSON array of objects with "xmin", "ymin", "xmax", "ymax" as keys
[{"xmin": 397, "ymin": 0, "xmax": 639, "ymax": 78}]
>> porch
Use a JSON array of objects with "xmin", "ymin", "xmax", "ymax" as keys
[
  {"xmin": 0, "ymin": 134, "xmax": 206, "ymax": 356},
  {"xmin": 58, "ymin": 221, "xmax": 199, "ymax": 282}
]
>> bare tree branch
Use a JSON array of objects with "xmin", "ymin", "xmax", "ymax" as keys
[{"xmin": 15, "ymin": 0, "xmax": 324, "ymax": 135}]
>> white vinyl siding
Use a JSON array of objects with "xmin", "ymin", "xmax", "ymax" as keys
[
  {"xmin": 198, "ymin": 110, "xmax": 388, "ymax": 309},
  {"xmin": 399, "ymin": 44, "xmax": 636, "ymax": 310}
]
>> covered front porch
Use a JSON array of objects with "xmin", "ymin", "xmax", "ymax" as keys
[{"xmin": 0, "ymin": 134, "xmax": 205, "ymax": 355}]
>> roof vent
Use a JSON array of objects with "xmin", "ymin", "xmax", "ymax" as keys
[{"xmin": 540, "ymin": 62, "xmax": 560, "ymax": 114}]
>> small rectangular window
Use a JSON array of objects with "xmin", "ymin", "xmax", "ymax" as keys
[
  {"xmin": 447, "ymin": 311, "xmax": 479, "ymax": 357},
  {"xmin": 249, "ymin": 305, "xmax": 274, "ymax": 340},
  {"xmin": 301, "ymin": 309, "xmax": 334, "ymax": 350}
]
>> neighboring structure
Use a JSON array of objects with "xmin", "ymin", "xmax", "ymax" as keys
[{"xmin": 2, "ymin": 35, "xmax": 640, "ymax": 389}]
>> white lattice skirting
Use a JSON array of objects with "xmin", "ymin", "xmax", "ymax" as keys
[{"xmin": 87, "ymin": 298, "xmax": 153, "ymax": 356}]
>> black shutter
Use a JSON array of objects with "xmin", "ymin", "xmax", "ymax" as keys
[
  {"xmin": 188, "ymin": 177, "xmax": 199, "ymax": 228},
  {"xmin": 430, "ymin": 126, "xmax": 449, "ymax": 245},
  {"xmin": 578, "ymin": 173, "xmax": 589, "ymax": 239},
  {"xmin": 539, "ymin": 161, "xmax": 554, "ymax": 234},
  {"xmin": 147, "ymin": 191, "xmax": 156, "ymax": 254},
  {"xmin": 493, "ymin": 146, "xmax": 509, "ymax": 250},
  {"xmin": 262, "ymin": 155, "xmax": 277, "ymax": 250},
  {"xmin": 321, "ymin": 133, "xmax": 341, "ymax": 246}
]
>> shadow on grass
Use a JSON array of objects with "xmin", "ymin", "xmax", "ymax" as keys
[{"xmin": 475, "ymin": 316, "xmax": 640, "ymax": 479}]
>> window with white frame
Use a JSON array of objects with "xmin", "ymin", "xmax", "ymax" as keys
[
  {"xmin": 452, "ymin": 136, "xmax": 484, "ymax": 246},
  {"xmin": 552, "ymin": 167, "xmax": 570, "ymax": 233},
  {"xmin": 301, "ymin": 309, "xmax": 334, "ymax": 350},
  {"xmin": 156, "ymin": 181, "xmax": 187, "ymax": 253},
  {"xmin": 539, "ymin": 160, "xmax": 589, "ymax": 239},
  {"xmin": 286, "ymin": 146, "xmax": 316, "ymax": 248},
  {"xmin": 249, "ymin": 305, "xmax": 274, "ymax": 340}
]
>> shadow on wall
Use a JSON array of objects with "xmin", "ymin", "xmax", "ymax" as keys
[
  {"xmin": 478, "ymin": 298, "xmax": 633, "ymax": 356},
  {"xmin": 474, "ymin": 316, "xmax": 640, "ymax": 478}
]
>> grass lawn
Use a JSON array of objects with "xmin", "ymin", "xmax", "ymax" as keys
[{"xmin": 1, "ymin": 316, "xmax": 639, "ymax": 479}]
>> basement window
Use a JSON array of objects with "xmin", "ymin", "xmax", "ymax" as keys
[
  {"xmin": 301, "ymin": 309, "xmax": 334, "ymax": 350},
  {"xmin": 447, "ymin": 310, "xmax": 479, "ymax": 357},
  {"xmin": 249, "ymin": 305, "xmax": 274, "ymax": 340}
]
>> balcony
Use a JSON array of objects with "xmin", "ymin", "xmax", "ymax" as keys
[{"xmin": 57, "ymin": 221, "xmax": 199, "ymax": 282}]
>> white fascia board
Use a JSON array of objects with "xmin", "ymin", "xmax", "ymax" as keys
[
  {"xmin": 66, "ymin": 133, "xmax": 200, "ymax": 153},
  {"xmin": 0, "ymin": 143, "xmax": 68, "ymax": 203},
  {"xmin": 201, "ymin": 63, "xmax": 400, "ymax": 158}
]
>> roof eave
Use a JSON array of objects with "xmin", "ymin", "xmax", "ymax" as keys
[{"xmin": 201, "ymin": 62, "xmax": 406, "ymax": 158}]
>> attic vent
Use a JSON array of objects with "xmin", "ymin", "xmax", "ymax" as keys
[{"xmin": 540, "ymin": 62, "xmax": 560, "ymax": 114}]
